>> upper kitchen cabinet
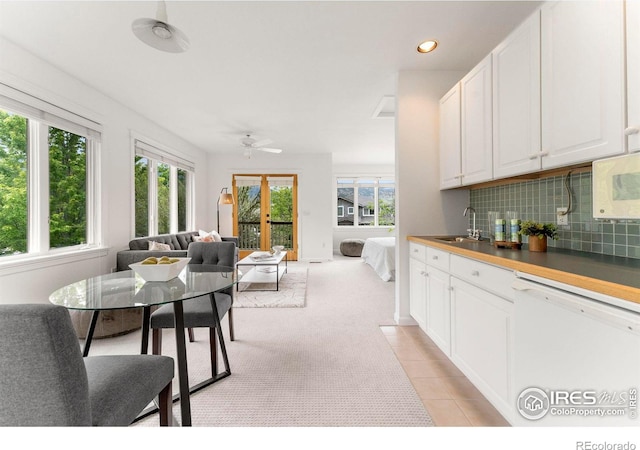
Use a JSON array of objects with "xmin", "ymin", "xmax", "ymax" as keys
[
  {"xmin": 540, "ymin": 0, "xmax": 625, "ymax": 168},
  {"xmin": 627, "ymin": 0, "xmax": 640, "ymax": 153},
  {"xmin": 440, "ymin": 56, "xmax": 492, "ymax": 189},
  {"xmin": 439, "ymin": 83, "xmax": 462, "ymax": 189},
  {"xmin": 460, "ymin": 54, "xmax": 493, "ymax": 185},
  {"xmin": 492, "ymin": 11, "xmax": 541, "ymax": 179}
]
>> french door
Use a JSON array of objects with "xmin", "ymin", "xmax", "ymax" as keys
[{"xmin": 232, "ymin": 174, "xmax": 298, "ymax": 260}]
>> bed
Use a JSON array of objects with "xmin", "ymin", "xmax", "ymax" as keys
[{"xmin": 361, "ymin": 237, "xmax": 396, "ymax": 281}]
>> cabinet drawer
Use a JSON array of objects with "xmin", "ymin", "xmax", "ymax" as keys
[
  {"xmin": 450, "ymin": 254, "xmax": 514, "ymax": 301},
  {"xmin": 409, "ymin": 242, "xmax": 426, "ymax": 263},
  {"xmin": 426, "ymin": 246, "xmax": 450, "ymax": 272}
]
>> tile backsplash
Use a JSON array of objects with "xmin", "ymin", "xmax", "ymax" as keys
[{"xmin": 470, "ymin": 171, "xmax": 640, "ymax": 260}]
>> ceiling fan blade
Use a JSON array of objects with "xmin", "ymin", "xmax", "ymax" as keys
[
  {"xmin": 258, "ymin": 147, "xmax": 283, "ymax": 154},
  {"xmin": 251, "ymin": 138, "xmax": 274, "ymax": 148}
]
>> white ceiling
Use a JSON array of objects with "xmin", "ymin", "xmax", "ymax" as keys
[{"xmin": 0, "ymin": 0, "xmax": 541, "ymax": 165}]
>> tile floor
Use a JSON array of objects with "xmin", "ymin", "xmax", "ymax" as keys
[{"xmin": 381, "ymin": 325, "xmax": 510, "ymax": 427}]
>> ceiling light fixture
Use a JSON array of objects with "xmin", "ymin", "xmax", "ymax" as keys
[
  {"xmin": 417, "ymin": 40, "xmax": 438, "ymax": 54},
  {"xmin": 132, "ymin": 1, "xmax": 190, "ymax": 53}
]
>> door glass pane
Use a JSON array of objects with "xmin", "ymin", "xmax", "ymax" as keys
[
  {"xmin": 134, "ymin": 156, "xmax": 149, "ymax": 237},
  {"xmin": 237, "ymin": 184, "xmax": 261, "ymax": 250},
  {"xmin": 49, "ymin": 126, "xmax": 86, "ymax": 249},
  {"xmin": 269, "ymin": 184, "xmax": 293, "ymax": 249},
  {"xmin": 157, "ymin": 162, "xmax": 170, "ymax": 234},
  {"xmin": 177, "ymin": 168, "xmax": 187, "ymax": 232},
  {"xmin": 0, "ymin": 109, "xmax": 28, "ymax": 256}
]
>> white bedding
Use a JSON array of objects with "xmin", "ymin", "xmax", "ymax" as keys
[{"xmin": 361, "ymin": 237, "xmax": 395, "ymax": 281}]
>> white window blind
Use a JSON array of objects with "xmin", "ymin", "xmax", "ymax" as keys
[
  {"xmin": 134, "ymin": 139, "xmax": 194, "ymax": 172},
  {"xmin": 234, "ymin": 175, "xmax": 262, "ymax": 186},
  {"xmin": 267, "ymin": 176, "xmax": 294, "ymax": 186}
]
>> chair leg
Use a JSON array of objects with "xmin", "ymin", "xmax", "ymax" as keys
[
  {"xmin": 209, "ymin": 327, "xmax": 218, "ymax": 377},
  {"xmin": 152, "ymin": 328, "xmax": 162, "ymax": 355},
  {"xmin": 228, "ymin": 308, "xmax": 235, "ymax": 341},
  {"xmin": 158, "ymin": 382, "xmax": 172, "ymax": 426},
  {"xmin": 188, "ymin": 328, "xmax": 195, "ymax": 342}
]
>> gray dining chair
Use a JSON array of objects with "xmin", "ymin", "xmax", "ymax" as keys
[
  {"xmin": 0, "ymin": 303, "xmax": 174, "ymax": 426},
  {"xmin": 150, "ymin": 241, "xmax": 235, "ymax": 377}
]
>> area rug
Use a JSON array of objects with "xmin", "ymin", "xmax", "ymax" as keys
[{"xmin": 234, "ymin": 265, "xmax": 307, "ymax": 308}]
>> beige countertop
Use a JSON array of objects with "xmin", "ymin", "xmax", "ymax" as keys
[{"xmin": 407, "ymin": 236, "xmax": 640, "ymax": 305}]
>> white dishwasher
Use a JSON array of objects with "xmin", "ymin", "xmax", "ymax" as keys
[{"xmin": 512, "ymin": 275, "xmax": 640, "ymax": 426}]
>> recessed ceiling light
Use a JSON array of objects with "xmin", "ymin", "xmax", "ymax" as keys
[{"xmin": 417, "ymin": 40, "xmax": 438, "ymax": 54}]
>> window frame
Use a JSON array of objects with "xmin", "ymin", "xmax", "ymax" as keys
[
  {"xmin": 0, "ymin": 85, "xmax": 103, "ymax": 269},
  {"xmin": 334, "ymin": 176, "xmax": 395, "ymax": 228},
  {"xmin": 132, "ymin": 135, "xmax": 195, "ymax": 237}
]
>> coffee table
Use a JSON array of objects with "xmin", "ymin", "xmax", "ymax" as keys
[{"xmin": 236, "ymin": 251, "xmax": 287, "ymax": 291}]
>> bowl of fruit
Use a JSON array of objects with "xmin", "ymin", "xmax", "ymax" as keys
[{"xmin": 129, "ymin": 256, "xmax": 191, "ymax": 282}]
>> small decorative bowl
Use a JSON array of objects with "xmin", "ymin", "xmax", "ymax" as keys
[
  {"xmin": 272, "ymin": 245, "xmax": 285, "ymax": 254},
  {"xmin": 129, "ymin": 257, "xmax": 191, "ymax": 282}
]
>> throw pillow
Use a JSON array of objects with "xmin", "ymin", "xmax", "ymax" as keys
[
  {"xmin": 148, "ymin": 241, "xmax": 171, "ymax": 251},
  {"xmin": 193, "ymin": 235, "xmax": 214, "ymax": 243},
  {"xmin": 199, "ymin": 229, "xmax": 222, "ymax": 242}
]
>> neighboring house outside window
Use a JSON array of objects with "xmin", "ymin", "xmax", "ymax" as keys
[
  {"xmin": 336, "ymin": 177, "xmax": 395, "ymax": 227},
  {"xmin": 134, "ymin": 138, "xmax": 194, "ymax": 237},
  {"xmin": 0, "ymin": 89, "xmax": 101, "ymax": 260}
]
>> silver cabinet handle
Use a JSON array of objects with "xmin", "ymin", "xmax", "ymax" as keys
[
  {"xmin": 624, "ymin": 126, "xmax": 639, "ymax": 136},
  {"xmin": 432, "ymin": 255, "xmax": 438, "ymax": 260},
  {"xmin": 471, "ymin": 270, "xmax": 480, "ymax": 277}
]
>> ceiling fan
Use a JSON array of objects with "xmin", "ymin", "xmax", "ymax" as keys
[
  {"xmin": 132, "ymin": 1, "xmax": 190, "ymax": 53},
  {"xmin": 240, "ymin": 134, "xmax": 283, "ymax": 158}
]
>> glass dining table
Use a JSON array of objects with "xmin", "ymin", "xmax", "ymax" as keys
[{"xmin": 49, "ymin": 264, "xmax": 238, "ymax": 426}]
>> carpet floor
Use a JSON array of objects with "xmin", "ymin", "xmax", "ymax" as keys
[{"xmin": 88, "ymin": 256, "xmax": 433, "ymax": 427}]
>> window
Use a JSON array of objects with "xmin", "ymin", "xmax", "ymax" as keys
[
  {"xmin": 134, "ymin": 139, "xmax": 194, "ymax": 237},
  {"xmin": 337, "ymin": 205, "xmax": 344, "ymax": 217},
  {"xmin": 0, "ymin": 90, "xmax": 101, "ymax": 260},
  {"xmin": 336, "ymin": 177, "xmax": 395, "ymax": 227}
]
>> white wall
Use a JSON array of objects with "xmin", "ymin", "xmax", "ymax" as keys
[
  {"xmin": 394, "ymin": 70, "xmax": 470, "ymax": 325},
  {"xmin": 0, "ymin": 37, "xmax": 210, "ymax": 304},
  {"xmin": 207, "ymin": 152, "xmax": 333, "ymax": 262}
]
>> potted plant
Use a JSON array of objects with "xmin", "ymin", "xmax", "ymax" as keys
[{"xmin": 518, "ymin": 220, "xmax": 558, "ymax": 252}]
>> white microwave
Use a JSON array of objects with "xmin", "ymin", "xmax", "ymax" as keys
[{"xmin": 593, "ymin": 153, "xmax": 640, "ymax": 220}]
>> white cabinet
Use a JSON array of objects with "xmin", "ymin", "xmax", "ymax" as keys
[
  {"xmin": 440, "ymin": 56, "xmax": 493, "ymax": 189},
  {"xmin": 540, "ymin": 0, "xmax": 625, "ymax": 168},
  {"xmin": 627, "ymin": 0, "xmax": 640, "ymax": 153},
  {"xmin": 513, "ymin": 277, "xmax": 640, "ymax": 426},
  {"xmin": 460, "ymin": 54, "xmax": 493, "ymax": 185},
  {"xmin": 449, "ymin": 255, "xmax": 515, "ymax": 419},
  {"xmin": 409, "ymin": 254, "xmax": 427, "ymax": 330},
  {"xmin": 492, "ymin": 11, "xmax": 541, "ymax": 178},
  {"xmin": 439, "ymin": 83, "xmax": 462, "ymax": 189},
  {"xmin": 425, "ymin": 265, "xmax": 451, "ymax": 355}
]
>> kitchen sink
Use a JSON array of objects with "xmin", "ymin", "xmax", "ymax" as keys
[{"xmin": 434, "ymin": 236, "xmax": 487, "ymax": 244}]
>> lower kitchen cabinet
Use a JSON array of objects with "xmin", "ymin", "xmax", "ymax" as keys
[
  {"xmin": 425, "ymin": 265, "xmax": 451, "ymax": 355},
  {"xmin": 450, "ymin": 276, "xmax": 514, "ymax": 419},
  {"xmin": 409, "ymin": 256, "xmax": 427, "ymax": 330}
]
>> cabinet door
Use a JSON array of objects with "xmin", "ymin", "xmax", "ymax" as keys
[
  {"xmin": 439, "ymin": 83, "xmax": 462, "ymax": 189},
  {"xmin": 492, "ymin": 11, "xmax": 541, "ymax": 178},
  {"xmin": 425, "ymin": 266, "xmax": 451, "ymax": 355},
  {"xmin": 460, "ymin": 54, "xmax": 493, "ymax": 185},
  {"xmin": 541, "ymin": 0, "xmax": 625, "ymax": 168},
  {"xmin": 450, "ymin": 277, "xmax": 513, "ymax": 419},
  {"xmin": 409, "ymin": 257, "xmax": 427, "ymax": 331},
  {"xmin": 627, "ymin": 0, "xmax": 640, "ymax": 153}
]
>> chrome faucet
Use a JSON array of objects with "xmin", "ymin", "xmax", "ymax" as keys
[{"xmin": 463, "ymin": 206, "xmax": 481, "ymax": 240}]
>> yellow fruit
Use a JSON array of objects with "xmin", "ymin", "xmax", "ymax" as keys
[
  {"xmin": 169, "ymin": 258, "xmax": 180, "ymax": 263},
  {"xmin": 141, "ymin": 260, "xmax": 157, "ymax": 265},
  {"xmin": 159, "ymin": 256, "xmax": 171, "ymax": 261},
  {"xmin": 158, "ymin": 260, "xmax": 172, "ymax": 264}
]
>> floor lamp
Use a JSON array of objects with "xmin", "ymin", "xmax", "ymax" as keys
[{"xmin": 217, "ymin": 187, "xmax": 234, "ymax": 233}]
